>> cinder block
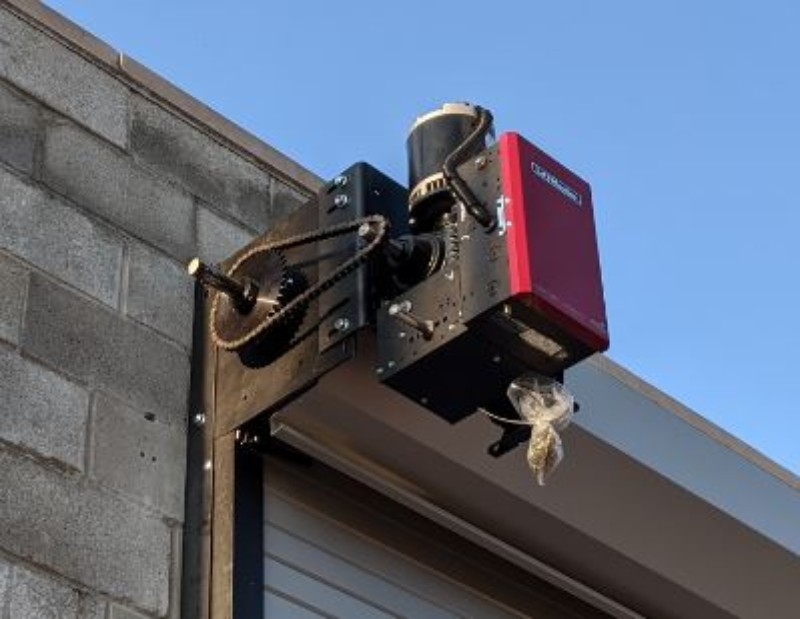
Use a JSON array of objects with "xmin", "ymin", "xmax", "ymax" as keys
[
  {"xmin": 7, "ymin": 564, "xmax": 80, "ymax": 619},
  {"xmin": 0, "ymin": 345, "xmax": 88, "ymax": 471},
  {"xmin": 272, "ymin": 179, "xmax": 311, "ymax": 221},
  {"xmin": 79, "ymin": 595, "xmax": 108, "ymax": 619},
  {"xmin": 110, "ymin": 603, "xmax": 149, "ymax": 619},
  {"xmin": 42, "ymin": 122, "xmax": 196, "ymax": 261},
  {"xmin": 130, "ymin": 96, "xmax": 271, "ymax": 231},
  {"xmin": 0, "ymin": 10, "xmax": 128, "ymax": 147},
  {"xmin": 92, "ymin": 393, "xmax": 186, "ymax": 520},
  {"xmin": 127, "ymin": 242, "xmax": 194, "ymax": 349},
  {"xmin": 0, "ymin": 80, "xmax": 38, "ymax": 174},
  {"xmin": 22, "ymin": 273, "xmax": 190, "ymax": 426},
  {"xmin": 168, "ymin": 526, "xmax": 182, "ymax": 619},
  {"xmin": 196, "ymin": 206, "xmax": 254, "ymax": 264},
  {"xmin": 0, "ymin": 558, "xmax": 10, "ymax": 611},
  {"xmin": 0, "ymin": 252, "xmax": 27, "ymax": 345},
  {"xmin": 0, "ymin": 168, "xmax": 122, "ymax": 307},
  {"xmin": 0, "ymin": 449, "xmax": 170, "ymax": 616}
]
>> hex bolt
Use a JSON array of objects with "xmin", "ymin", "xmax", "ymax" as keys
[
  {"xmin": 388, "ymin": 300, "xmax": 434, "ymax": 340},
  {"xmin": 334, "ymin": 194, "xmax": 349, "ymax": 208},
  {"xmin": 334, "ymin": 175, "xmax": 349, "ymax": 188},
  {"xmin": 192, "ymin": 412, "xmax": 206, "ymax": 427},
  {"xmin": 475, "ymin": 155, "xmax": 487, "ymax": 169},
  {"xmin": 333, "ymin": 317, "xmax": 351, "ymax": 332}
]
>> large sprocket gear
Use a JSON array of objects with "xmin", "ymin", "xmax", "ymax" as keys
[
  {"xmin": 196, "ymin": 214, "xmax": 388, "ymax": 353},
  {"xmin": 210, "ymin": 248, "xmax": 290, "ymax": 350}
]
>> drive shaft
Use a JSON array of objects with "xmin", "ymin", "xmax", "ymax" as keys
[{"xmin": 187, "ymin": 258, "xmax": 258, "ymax": 312}]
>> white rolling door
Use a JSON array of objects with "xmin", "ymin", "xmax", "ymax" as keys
[{"xmin": 263, "ymin": 454, "xmax": 598, "ymax": 619}]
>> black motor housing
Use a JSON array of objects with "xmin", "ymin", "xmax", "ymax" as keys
[{"xmin": 406, "ymin": 103, "xmax": 489, "ymax": 231}]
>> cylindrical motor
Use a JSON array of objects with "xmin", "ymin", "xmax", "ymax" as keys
[{"xmin": 406, "ymin": 102, "xmax": 492, "ymax": 231}]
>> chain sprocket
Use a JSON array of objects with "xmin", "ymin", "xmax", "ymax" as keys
[
  {"xmin": 210, "ymin": 249, "xmax": 288, "ymax": 349},
  {"xmin": 210, "ymin": 214, "xmax": 388, "ymax": 351}
]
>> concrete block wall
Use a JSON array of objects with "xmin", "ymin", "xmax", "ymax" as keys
[{"xmin": 0, "ymin": 2, "xmax": 317, "ymax": 618}]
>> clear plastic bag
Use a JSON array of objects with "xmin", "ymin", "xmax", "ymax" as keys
[{"xmin": 507, "ymin": 373, "xmax": 575, "ymax": 485}]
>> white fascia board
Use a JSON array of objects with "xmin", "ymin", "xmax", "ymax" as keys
[{"xmin": 571, "ymin": 356, "xmax": 800, "ymax": 555}]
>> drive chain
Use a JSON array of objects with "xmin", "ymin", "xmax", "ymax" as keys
[{"xmin": 211, "ymin": 214, "xmax": 389, "ymax": 350}]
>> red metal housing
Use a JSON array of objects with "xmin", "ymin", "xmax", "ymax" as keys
[{"xmin": 500, "ymin": 132, "xmax": 609, "ymax": 353}]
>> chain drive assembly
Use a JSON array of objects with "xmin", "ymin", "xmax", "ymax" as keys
[{"xmin": 204, "ymin": 214, "xmax": 389, "ymax": 351}]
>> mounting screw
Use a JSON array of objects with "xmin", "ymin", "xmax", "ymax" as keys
[
  {"xmin": 192, "ymin": 412, "xmax": 206, "ymax": 427},
  {"xmin": 375, "ymin": 366, "xmax": 384, "ymax": 375},
  {"xmin": 333, "ymin": 317, "xmax": 350, "ymax": 332},
  {"xmin": 334, "ymin": 194, "xmax": 349, "ymax": 208},
  {"xmin": 334, "ymin": 175, "xmax": 348, "ymax": 188},
  {"xmin": 475, "ymin": 155, "xmax": 487, "ymax": 169}
]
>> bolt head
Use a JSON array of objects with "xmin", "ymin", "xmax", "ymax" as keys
[
  {"xmin": 334, "ymin": 194, "xmax": 349, "ymax": 208},
  {"xmin": 192, "ymin": 413, "xmax": 206, "ymax": 426},
  {"xmin": 334, "ymin": 175, "xmax": 348, "ymax": 188},
  {"xmin": 333, "ymin": 317, "xmax": 350, "ymax": 332}
]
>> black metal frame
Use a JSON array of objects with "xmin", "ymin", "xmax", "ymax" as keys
[
  {"xmin": 181, "ymin": 164, "xmax": 411, "ymax": 619},
  {"xmin": 181, "ymin": 285, "xmax": 269, "ymax": 619}
]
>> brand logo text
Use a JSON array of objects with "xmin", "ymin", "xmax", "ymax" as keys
[{"xmin": 531, "ymin": 162, "xmax": 582, "ymax": 206}]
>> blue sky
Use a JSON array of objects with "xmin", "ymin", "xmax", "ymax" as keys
[{"xmin": 44, "ymin": 1, "xmax": 800, "ymax": 474}]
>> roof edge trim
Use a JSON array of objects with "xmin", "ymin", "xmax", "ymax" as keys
[{"xmin": 588, "ymin": 355, "xmax": 799, "ymax": 491}]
